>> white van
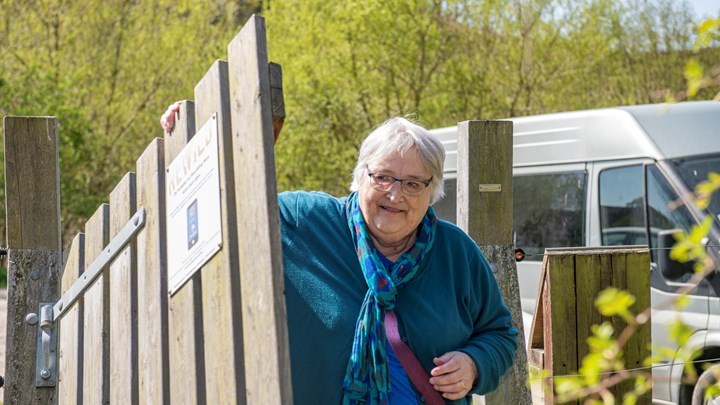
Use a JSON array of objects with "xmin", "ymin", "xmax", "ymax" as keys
[{"xmin": 430, "ymin": 101, "xmax": 720, "ymax": 404}]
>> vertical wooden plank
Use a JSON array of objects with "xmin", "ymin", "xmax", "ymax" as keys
[
  {"xmin": 194, "ymin": 58, "xmax": 245, "ymax": 405},
  {"xmin": 58, "ymin": 233, "xmax": 85, "ymax": 405},
  {"xmin": 456, "ymin": 119, "xmax": 530, "ymax": 404},
  {"xmin": 624, "ymin": 250, "xmax": 652, "ymax": 404},
  {"xmin": 136, "ymin": 138, "xmax": 170, "ymax": 404},
  {"xmin": 3, "ymin": 116, "xmax": 61, "ymax": 404},
  {"xmin": 574, "ymin": 253, "xmax": 604, "ymax": 364},
  {"xmin": 541, "ymin": 259, "xmax": 555, "ymax": 405},
  {"xmin": 228, "ymin": 15, "xmax": 291, "ymax": 405},
  {"xmin": 83, "ymin": 204, "xmax": 110, "ymax": 405},
  {"xmin": 547, "ymin": 253, "xmax": 578, "ymax": 395},
  {"xmin": 165, "ymin": 100, "xmax": 207, "ymax": 404},
  {"xmin": 108, "ymin": 173, "xmax": 138, "ymax": 404}
]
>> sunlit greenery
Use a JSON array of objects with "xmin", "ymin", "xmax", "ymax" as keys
[{"xmin": 1, "ymin": 0, "xmax": 718, "ymax": 246}]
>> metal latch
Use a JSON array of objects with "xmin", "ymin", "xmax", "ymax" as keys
[{"xmin": 25, "ymin": 206, "xmax": 146, "ymax": 387}]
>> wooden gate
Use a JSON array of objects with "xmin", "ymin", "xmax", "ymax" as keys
[{"xmin": 3, "ymin": 15, "xmax": 291, "ymax": 405}]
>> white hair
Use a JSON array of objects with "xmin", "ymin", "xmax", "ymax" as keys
[{"xmin": 350, "ymin": 117, "xmax": 446, "ymax": 204}]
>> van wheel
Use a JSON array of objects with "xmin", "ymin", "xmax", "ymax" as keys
[{"xmin": 692, "ymin": 364, "xmax": 720, "ymax": 405}]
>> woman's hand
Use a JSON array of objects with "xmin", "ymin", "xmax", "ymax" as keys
[
  {"xmin": 429, "ymin": 351, "xmax": 478, "ymax": 400},
  {"xmin": 159, "ymin": 99, "xmax": 284, "ymax": 142},
  {"xmin": 160, "ymin": 100, "xmax": 184, "ymax": 133}
]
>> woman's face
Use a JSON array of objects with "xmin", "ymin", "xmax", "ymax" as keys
[{"xmin": 359, "ymin": 148, "xmax": 433, "ymax": 246}]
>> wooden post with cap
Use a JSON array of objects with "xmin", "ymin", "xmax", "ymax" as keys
[
  {"xmin": 3, "ymin": 116, "xmax": 62, "ymax": 404},
  {"xmin": 456, "ymin": 120, "xmax": 531, "ymax": 404}
]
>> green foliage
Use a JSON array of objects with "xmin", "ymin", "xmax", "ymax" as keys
[
  {"xmin": 265, "ymin": 0, "xmax": 714, "ymax": 196},
  {"xmin": 670, "ymin": 216, "xmax": 713, "ymax": 264},
  {"xmin": 685, "ymin": 16, "xmax": 720, "ymax": 100},
  {"xmin": 695, "ymin": 172, "xmax": 720, "ymax": 209},
  {"xmin": 0, "ymin": 0, "xmax": 259, "ymax": 245},
  {"xmin": 595, "ymin": 288, "xmax": 636, "ymax": 323}
]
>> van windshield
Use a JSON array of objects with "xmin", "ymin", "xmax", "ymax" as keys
[{"xmin": 671, "ymin": 153, "xmax": 720, "ymax": 225}]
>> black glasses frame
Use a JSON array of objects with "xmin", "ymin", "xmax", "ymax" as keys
[{"xmin": 366, "ymin": 168, "xmax": 432, "ymax": 195}]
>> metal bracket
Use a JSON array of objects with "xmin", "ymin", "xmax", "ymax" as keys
[
  {"xmin": 24, "ymin": 207, "xmax": 146, "ymax": 388},
  {"xmin": 53, "ymin": 207, "xmax": 146, "ymax": 321},
  {"xmin": 25, "ymin": 303, "xmax": 57, "ymax": 387}
]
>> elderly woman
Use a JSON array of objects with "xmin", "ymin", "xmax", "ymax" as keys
[
  {"xmin": 162, "ymin": 108, "xmax": 517, "ymax": 404},
  {"xmin": 278, "ymin": 117, "xmax": 517, "ymax": 405}
]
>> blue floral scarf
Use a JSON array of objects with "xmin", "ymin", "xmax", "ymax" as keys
[{"xmin": 342, "ymin": 192, "xmax": 437, "ymax": 404}]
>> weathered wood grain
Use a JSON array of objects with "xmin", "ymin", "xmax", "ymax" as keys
[
  {"xmin": 82, "ymin": 204, "xmax": 110, "ymax": 404},
  {"xmin": 456, "ymin": 120, "xmax": 530, "ymax": 404},
  {"xmin": 3, "ymin": 116, "xmax": 61, "ymax": 404},
  {"xmin": 194, "ymin": 58, "xmax": 245, "ymax": 405},
  {"xmin": 228, "ymin": 15, "xmax": 292, "ymax": 405},
  {"xmin": 165, "ymin": 100, "xmax": 207, "ymax": 404},
  {"xmin": 109, "ymin": 173, "xmax": 138, "ymax": 404},
  {"xmin": 58, "ymin": 233, "xmax": 85, "ymax": 405},
  {"xmin": 136, "ymin": 138, "xmax": 170, "ymax": 404}
]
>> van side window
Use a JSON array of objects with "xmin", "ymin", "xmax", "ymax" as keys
[
  {"xmin": 513, "ymin": 172, "xmax": 586, "ymax": 261},
  {"xmin": 433, "ymin": 177, "xmax": 457, "ymax": 223},
  {"xmin": 599, "ymin": 165, "xmax": 646, "ymax": 246},
  {"xmin": 646, "ymin": 164, "xmax": 695, "ymax": 263}
]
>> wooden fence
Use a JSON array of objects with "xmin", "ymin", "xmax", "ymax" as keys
[
  {"xmin": 527, "ymin": 247, "xmax": 651, "ymax": 404},
  {"xmin": 3, "ymin": 14, "xmax": 653, "ymax": 405},
  {"xmin": 3, "ymin": 15, "xmax": 291, "ymax": 404}
]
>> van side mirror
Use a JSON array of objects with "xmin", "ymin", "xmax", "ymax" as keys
[{"xmin": 656, "ymin": 229, "xmax": 695, "ymax": 280}]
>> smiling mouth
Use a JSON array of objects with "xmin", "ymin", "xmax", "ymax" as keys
[{"xmin": 381, "ymin": 205, "xmax": 404, "ymax": 213}]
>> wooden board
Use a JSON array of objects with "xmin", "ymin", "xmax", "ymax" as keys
[
  {"xmin": 58, "ymin": 233, "xmax": 85, "ymax": 405},
  {"xmin": 83, "ymin": 204, "xmax": 110, "ymax": 404},
  {"xmin": 194, "ymin": 58, "xmax": 245, "ymax": 405},
  {"xmin": 136, "ymin": 138, "xmax": 170, "ymax": 404},
  {"xmin": 3, "ymin": 116, "xmax": 61, "ymax": 404},
  {"xmin": 165, "ymin": 100, "xmax": 207, "ymax": 404},
  {"xmin": 547, "ymin": 253, "xmax": 578, "ymax": 401},
  {"xmin": 228, "ymin": 15, "xmax": 292, "ymax": 404},
  {"xmin": 109, "ymin": 173, "xmax": 138, "ymax": 403},
  {"xmin": 574, "ymin": 253, "xmax": 605, "ymax": 364}
]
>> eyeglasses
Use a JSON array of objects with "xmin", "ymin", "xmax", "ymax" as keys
[{"xmin": 366, "ymin": 168, "xmax": 432, "ymax": 196}]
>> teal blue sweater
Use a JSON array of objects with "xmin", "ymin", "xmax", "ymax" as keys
[{"xmin": 279, "ymin": 191, "xmax": 518, "ymax": 404}]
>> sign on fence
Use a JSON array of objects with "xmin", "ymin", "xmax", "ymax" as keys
[{"xmin": 166, "ymin": 112, "xmax": 223, "ymax": 295}]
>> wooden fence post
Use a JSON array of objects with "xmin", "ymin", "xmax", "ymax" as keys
[
  {"xmin": 228, "ymin": 15, "xmax": 292, "ymax": 404},
  {"xmin": 165, "ymin": 100, "xmax": 208, "ymax": 404},
  {"xmin": 82, "ymin": 204, "xmax": 110, "ymax": 404},
  {"xmin": 58, "ymin": 233, "xmax": 84, "ymax": 404},
  {"xmin": 136, "ymin": 137, "xmax": 170, "ymax": 404},
  {"xmin": 456, "ymin": 120, "xmax": 531, "ymax": 404},
  {"xmin": 3, "ymin": 116, "xmax": 61, "ymax": 404},
  {"xmin": 193, "ymin": 59, "xmax": 246, "ymax": 405},
  {"xmin": 108, "ymin": 173, "xmax": 138, "ymax": 403}
]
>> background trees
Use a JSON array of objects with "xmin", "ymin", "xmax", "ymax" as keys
[{"xmin": 0, "ymin": 0, "xmax": 718, "ymax": 246}]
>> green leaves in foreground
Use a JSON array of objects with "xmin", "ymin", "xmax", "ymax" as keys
[
  {"xmin": 595, "ymin": 288, "xmax": 636, "ymax": 324},
  {"xmin": 670, "ymin": 216, "xmax": 712, "ymax": 266}
]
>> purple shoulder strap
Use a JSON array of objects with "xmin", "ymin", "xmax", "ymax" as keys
[{"xmin": 385, "ymin": 310, "xmax": 446, "ymax": 405}]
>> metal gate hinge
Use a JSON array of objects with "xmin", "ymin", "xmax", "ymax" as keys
[{"xmin": 25, "ymin": 303, "xmax": 57, "ymax": 387}]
